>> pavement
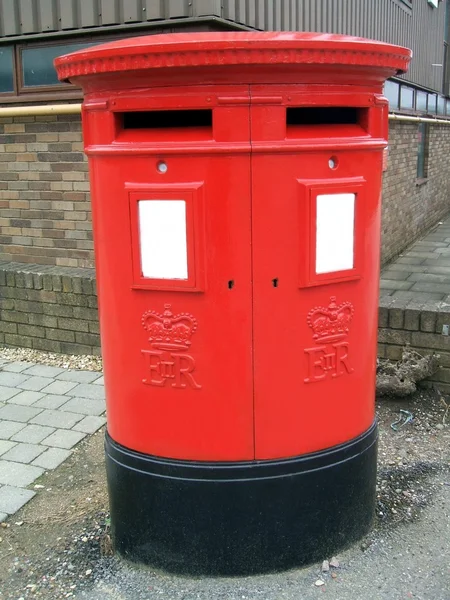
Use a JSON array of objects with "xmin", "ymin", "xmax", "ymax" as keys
[
  {"xmin": 0, "ymin": 360, "xmax": 105, "ymax": 522},
  {"xmin": 380, "ymin": 214, "xmax": 450, "ymax": 302}
]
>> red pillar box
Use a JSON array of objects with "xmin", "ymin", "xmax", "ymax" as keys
[{"xmin": 55, "ymin": 33, "xmax": 411, "ymax": 575}]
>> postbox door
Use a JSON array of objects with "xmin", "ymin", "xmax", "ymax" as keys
[
  {"xmin": 85, "ymin": 89, "xmax": 255, "ymax": 462},
  {"xmin": 250, "ymin": 94, "xmax": 384, "ymax": 460}
]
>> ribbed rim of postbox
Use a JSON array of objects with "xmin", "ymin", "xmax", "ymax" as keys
[{"xmin": 54, "ymin": 32, "xmax": 412, "ymax": 82}]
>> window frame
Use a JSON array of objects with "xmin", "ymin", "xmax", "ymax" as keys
[{"xmin": 416, "ymin": 122, "xmax": 429, "ymax": 182}]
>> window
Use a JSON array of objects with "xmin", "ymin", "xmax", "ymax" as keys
[
  {"xmin": 417, "ymin": 122, "xmax": 429, "ymax": 180},
  {"xmin": 0, "ymin": 34, "xmax": 130, "ymax": 103},
  {"xmin": 384, "ymin": 80, "xmax": 400, "ymax": 109},
  {"xmin": 21, "ymin": 42, "xmax": 95, "ymax": 88}
]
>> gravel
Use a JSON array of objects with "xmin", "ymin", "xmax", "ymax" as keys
[{"xmin": 0, "ymin": 347, "xmax": 102, "ymax": 372}]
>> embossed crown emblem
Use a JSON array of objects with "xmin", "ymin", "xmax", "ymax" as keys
[
  {"xmin": 307, "ymin": 296, "xmax": 354, "ymax": 344},
  {"xmin": 142, "ymin": 304, "xmax": 198, "ymax": 351}
]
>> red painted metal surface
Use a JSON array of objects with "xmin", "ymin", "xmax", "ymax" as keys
[{"xmin": 55, "ymin": 33, "xmax": 411, "ymax": 462}]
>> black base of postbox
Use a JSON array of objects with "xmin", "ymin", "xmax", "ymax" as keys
[{"xmin": 104, "ymin": 422, "xmax": 377, "ymax": 576}]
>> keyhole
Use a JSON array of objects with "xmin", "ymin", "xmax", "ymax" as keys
[
  {"xmin": 228, "ymin": 280, "xmax": 234, "ymax": 289},
  {"xmin": 272, "ymin": 278, "xmax": 278, "ymax": 288}
]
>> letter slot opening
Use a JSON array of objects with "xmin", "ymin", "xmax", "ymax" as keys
[
  {"xmin": 287, "ymin": 107, "xmax": 364, "ymax": 126},
  {"xmin": 122, "ymin": 109, "xmax": 213, "ymax": 130}
]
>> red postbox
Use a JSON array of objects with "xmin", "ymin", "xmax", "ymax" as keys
[{"xmin": 55, "ymin": 33, "xmax": 411, "ymax": 575}]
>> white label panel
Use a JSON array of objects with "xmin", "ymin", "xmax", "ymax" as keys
[
  {"xmin": 316, "ymin": 193, "xmax": 355, "ymax": 274},
  {"xmin": 138, "ymin": 200, "xmax": 188, "ymax": 280}
]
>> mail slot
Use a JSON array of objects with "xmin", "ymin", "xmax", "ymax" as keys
[{"xmin": 55, "ymin": 32, "xmax": 411, "ymax": 575}]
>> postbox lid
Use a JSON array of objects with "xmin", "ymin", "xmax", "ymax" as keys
[{"xmin": 54, "ymin": 31, "xmax": 411, "ymax": 86}]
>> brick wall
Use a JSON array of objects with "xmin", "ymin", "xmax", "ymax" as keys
[
  {"xmin": 0, "ymin": 114, "xmax": 93, "ymax": 268},
  {"xmin": 378, "ymin": 297, "xmax": 450, "ymax": 394},
  {"xmin": 381, "ymin": 121, "xmax": 450, "ymax": 265},
  {"xmin": 0, "ymin": 262, "xmax": 100, "ymax": 355},
  {"xmin": 1, "ymin": 115, "xmax": 449, "ymax": 270}
]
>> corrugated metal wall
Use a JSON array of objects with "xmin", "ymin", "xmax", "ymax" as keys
[
  {"xmin": 0, "ymin": 0, "xmax": 446, "ymax": 92},
  {"xmin": 222, "ymin": 0, "xmax": 446, "ymax": 92}
]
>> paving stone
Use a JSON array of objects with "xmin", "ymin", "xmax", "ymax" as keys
[
  {"xmin": 0, "ymin": 485, "xmax": 36, "ymax": 514},
  {"xmin": 72, "ymin": 415, "xmax": 106, "ymax": 434},
  {"xmin": 1, "ymin": 361, "xmax": 35, "ymax": 373},
  {"xmin": 39, "ymin": 380, "xmax": 78, "ymax": 395},
  {"xmin": 0, "ymin": 404, "xmax": 43, "ymax": 423},
  {"xmin": 410, "ymin": 282, "xmax": 450, "ymax": 294},
  {"xmin": 66, "ymin": 383, "xmax": 105, "ymax": 400},
  {"xmin": 423, "ymin": 257, "xmax": 450, "ymax": 267},
  {"xmin": 33, "ymin": 394, "xmax": 69, "ymax": 410},
  {"xmin": 56, "ymin": 370, "xmax": 103, "ymax": 384},
  {"xmin": 395, "ymin": 256, "xmax": 426, "ymax": 265},
  {"xmin": 0, "ymin": 421, "xmax": 26, "ymax": 440},
  {"xmin": 41, "ymin": 429, "xmax": 86, "ymax": 449},
  {"xmin": 17, "ymin": 376, "xmax": 53, "ymax": 392},
  {"xmin": 404, "ymin": 251, "xmax": 440, "ymax": 259},
  {"xmin": 0, "ymin": 440, "xmax": 17, "ymax": 457},
  {"xmin": 22, "ymin": 365, "xmax": 66, "ymax": 378},
  {"xmin": 0, "ymin": 372, "xmax": 30, "ymax": 387},
  {"xmin": 7, "ymin": 390, "xmax": 44, "ymax": 406},
  {"xmin": 60, "ymin": 397, "xmax": 106, "ymax": 416},
  {"xmin": 1, "ymin": 443, "xmax": 45, "ymax": 464},
  {"xmin": 0, "ymin": 386, "xmax": 21, "ymax": 402},
  {"xmin": 93, "ymin": 376, "xmax": 104, "ymax": 386},
  {"xmin": 30, "ymin": 409, "xmax": 84, "ymax": 429},
  {"xmin": 380, "ymin": 280, "xmax": 413, "ymax": 291},
  {"xmin": 0, "ymin": 512, "xmax": 7, "ymax": 522},
  {"xmin": 408, "ymin": 272, "xmax": 450, "ymax": 284},
  {"xmin": 11, "ymin": 424, "xmax": 55, "ymax": 444},
  {"xmin": 380, "ymin": 269, "xmax": 412, "ymax": 281},
  {"xmin": 32, "ymin": 448, "xmax": 71, "ymax": 470},
  {"xmin": 0, "ymin": 460, "xmax": 43, "ymax": 487}
]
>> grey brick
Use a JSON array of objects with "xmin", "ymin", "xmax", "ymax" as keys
[
  {"xmin": 30, "ymin": 409, "xmax": 83, "ymax": 429},
  {"xmin": 42, "ymin": 429, "xmax": 86, "ymax": 449},
  {"xmin": 0, "ymin": 440, "xmax": 17, "ymax": 457},
  {"xmin": 0, "ymin": 386, "xmax": 21, "ymax": 402},
  {"xmin": 1, "ymin": 361, "xmax": 35, "ymax": 373},
  {"xmin": 33, "ymin": 394, "xmax": 68, "ymax": 409},
  {"xmin": 411, "ymin": 331, "xmax": 450, "ymax": 351},
  {"xmin": 0, "ymin": 372, "xmax": 30, "ymax": 387},
  {"xmin": 392, "ymin": 291, "xmax": 446, "ymax": 302},
  {"xmin": 1, "ymin": 443, "xmax": 45, "ymax": 464},
  {"xmin": 420, "ymin": 308, "xmax": 437, "ymax": 333},
  {"xmin": 66, "ymin": 383, "xmax": 105, "ymax": 400},
  {"xmin": 0, "ymin": 421, "xmax": 26, "ymax": 440},
  {"xmin": 93, "ymin": 376, "xmax": 104, "ymax": 386},
  {"xmin": 385, "ymin": 345, "xmax": 403, "ymax": 361},
  {"xmin": 39, "ymin": 380, "xmax": 78, "ymax": 395},
  {"xmin": 0, "ymin": 485, "xmax": 35, "ymax": 514},
  {"xmin": 11, "ymin": 424, "xmax": 55, "ymax": 444},
  {"xmin": 32, "ymin": 448, "xmax": 71, "ymax": 470},
  {"xmin": 0, "ymin": 404, "xmax": 43, "ymax": 423},
  {"xmin": 72, "ymin": 415, "xmax": 106, "ymax": 434},
  {"xmin": 0, "ymin": 460, "xmax": 43, "ymax": 487},
  {"xmin": 60, "ymin": 396, "xmax": 105, "ymax": 416},
  {"xmin": 17, "ymin": 376, "xmax": 53, "ymax": 392},
  {"xmin": 56, "ymin": 370, "xmax": 102, "ymax": 384},
  {"xmin": 378, "ymin": 328, "xmax": 412, "ymax": 345},
  {"xmin": 22, "ymin": 364, "xmax": 66, "ymax": 378},
  {"xmin": 7, "ymin": 390, "xmax": 44, "ymax": 406}
]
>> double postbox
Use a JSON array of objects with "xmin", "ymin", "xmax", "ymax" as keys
[{"xmin": 56, "ymin": 33, "xmax": 411, "ymax": 575}]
